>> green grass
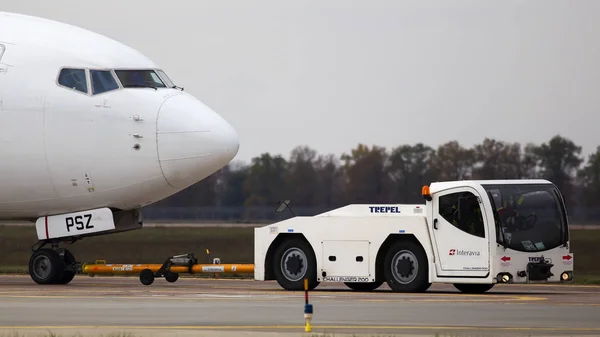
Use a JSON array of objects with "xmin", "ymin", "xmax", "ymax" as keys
[
  {"xmin": 0, "ymin": 225, "xmax": 255, "ymax": 267},
  {"xmin": 566, "ymin": 229, "xmax": 600, "ymax": 283},
  {"xmin": 0, "ymin": 225, "xmax": 599, "ymax": 284}
]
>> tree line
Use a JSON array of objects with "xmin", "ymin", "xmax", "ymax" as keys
[{"xmin": 145, "ymin": 135, "xmax": 600, "ymax": 223}]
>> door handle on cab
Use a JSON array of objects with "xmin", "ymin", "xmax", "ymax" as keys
[{"xmin": 433, "ymin": 218, "xmax": 438, "ymax": 230}]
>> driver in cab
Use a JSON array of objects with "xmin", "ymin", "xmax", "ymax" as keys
[{"xmin": 497, "ymin": 194, "xmax": 533, "ymax": 231}]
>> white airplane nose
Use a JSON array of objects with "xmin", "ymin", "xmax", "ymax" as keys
[{"xmin": 157, "ymin": 93, "xmax": 240, "ymax": 189}]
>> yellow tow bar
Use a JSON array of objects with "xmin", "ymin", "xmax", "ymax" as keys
[{"xmin": 78, "ymin": 253, "xmax": 254, "ymax": 285}]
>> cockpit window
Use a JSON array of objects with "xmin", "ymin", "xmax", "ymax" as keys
[
  {"xmin": 90, "ymin": 70, "xmax": 120, "ymax": 95},
  {"xmin": 156, "ymin": 69, "xmax": 175, "ymax": 88},
  {"xmin": 58, "ymin": 68, "xmax": 88, "ymax": 94},
  {"xmin": 114, "ymin": 69, "xmax": 166, "ymax": 89}
]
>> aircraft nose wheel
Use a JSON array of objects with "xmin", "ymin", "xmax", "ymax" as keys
[
  {"xmin": 32, "ymin": 255, "xmax": 52, "ymax": 279},
  {"xmin": 28, "ymin": 248, "xmax": 66, "ymax": 285}
]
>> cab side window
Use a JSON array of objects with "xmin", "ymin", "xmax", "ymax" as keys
[
  {"xmin": 58, "ymin": 68, "xmax": 88, "ymax": 94},
  {"xmin": 90, "ymin": 70, "xmax": 120, "ymax": 95},
  {"xmin": 438, "ymin": 191, "xmax": 485, "ymax": 238},
  {"xmin": 0, "ymin": 44, "xmax": 5, "ymax": 62}
]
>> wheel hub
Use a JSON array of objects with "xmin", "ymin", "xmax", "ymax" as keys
[
  {"xmin": 286, "ymin": 254, "xmax": 304, "ymax": 275},
  {"xmin": 281, "ymin": 247, "xmax": 308, "ymax": 282},
  {"xmin": 391, "ymin": 250, "xmax": 419, "ymax": 284},
  {"xmin": 396, "ymin": 256, "xmax": 414, "ymax": 277},
  {"xmin": 32, "ymin": 256, "xmax": 52, "ymax": 279}
]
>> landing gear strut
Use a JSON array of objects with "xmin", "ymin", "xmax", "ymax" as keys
[{"xmin": 29, "ymin": 239, "xmax": 78, "ymax": 285}]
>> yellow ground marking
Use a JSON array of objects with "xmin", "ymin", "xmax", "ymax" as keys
[
  {"xmin": 0, "ymin": 295, "xmax": 294, "ymax": 301},
  {"xmin": 361, "ymin": 295, "xmax": 547, "ymax": 302},
  {"xmin": 0, "ymin": 325, "xmax": 599, "ymax": 332}
]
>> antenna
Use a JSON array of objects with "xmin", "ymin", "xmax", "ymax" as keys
[{"xmin": 275, "ymin": 199, "xmax": 295, "ymax": 217}]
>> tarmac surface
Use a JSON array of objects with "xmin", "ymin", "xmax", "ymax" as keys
[{"xmin": 0, "ymin": 275, "xmax": 598, "ymax": 337}]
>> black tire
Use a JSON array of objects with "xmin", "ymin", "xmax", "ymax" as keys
[
  {"xmin": 383, "ymin": 240, "xmax": 431, "ymax": 292},
  {"xmin": 29, "ymin": 248, "xmax": 66, "ymax": 285},
  {"xmin": 272, "ymin": 237, "xmax": 319, "ymax": 291},
  {"xmin": 56, "ymin": 249, "xmax": 76, "ymax": 285},
  {"xmin": 453, "ymin": 283, "xmax": 495, "ymax": 294},
  {"xmin": 140, "ymin": 268, "xmax": 155, "ymax": 286},
  {"xmin": 344, "ymin": 281, "xmax": 383, "ymax": 292},
  {"xmin": 164, "ymin": 271, "xmax": 179, "ymax": 283}
]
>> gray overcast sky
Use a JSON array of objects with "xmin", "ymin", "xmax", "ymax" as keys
[{"xmin": 2, "ymin": 0, "xmax": 599, "ymax": 165}]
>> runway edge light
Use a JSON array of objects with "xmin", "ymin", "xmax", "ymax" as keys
[{"xmin": 304, "ymin": 278, "xmax": 313, "ymax": 332}]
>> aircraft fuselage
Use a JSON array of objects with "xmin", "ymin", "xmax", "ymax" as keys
[{"xmin": 0, "ymin": 12, "xmax": 239, "ymax": 220}]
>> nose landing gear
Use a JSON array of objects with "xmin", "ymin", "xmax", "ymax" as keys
[{"xmin": 29, "ymin": 240, "xmax": 78, "ymax": 285}]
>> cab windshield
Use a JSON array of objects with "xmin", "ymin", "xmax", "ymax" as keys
[{"xmin": 481, "ymin": 183, "xmax": 569, "ymax": 252}]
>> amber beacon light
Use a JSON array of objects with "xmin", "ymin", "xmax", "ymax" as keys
[{"xmin": 422, "ymin": 185, "xmax": 432, "ymax": 201}]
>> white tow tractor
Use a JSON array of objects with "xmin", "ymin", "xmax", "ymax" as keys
[{"xmin": 253, "ymin": 179, "xmax": 574, "ymax": 293}]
